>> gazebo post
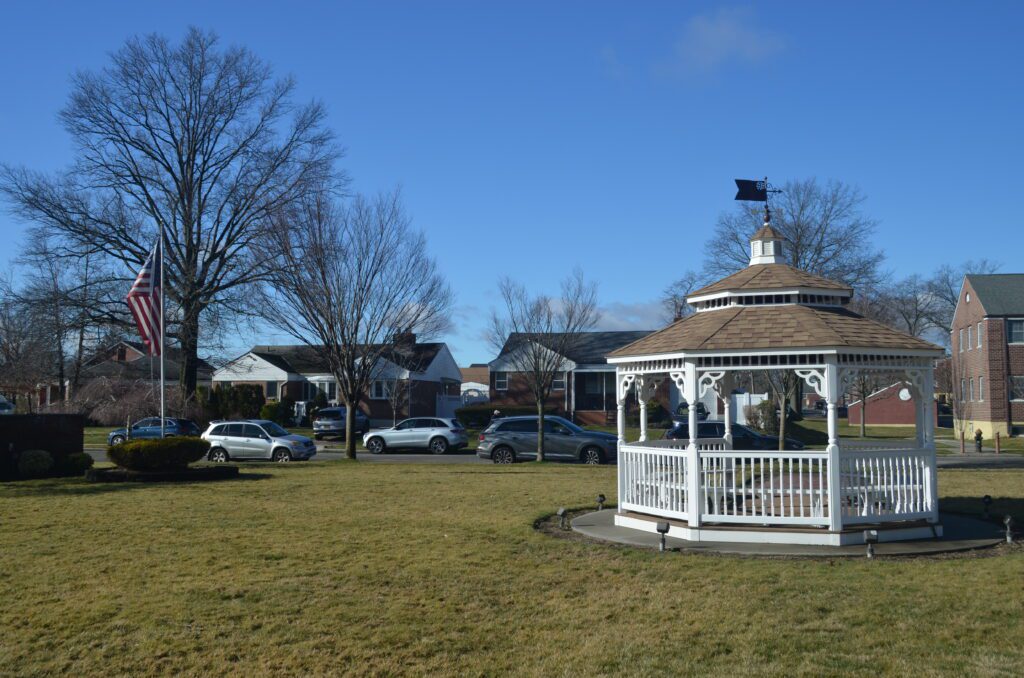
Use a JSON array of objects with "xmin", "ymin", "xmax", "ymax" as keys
[
  {"xmin": 721, "ymin": 373, "xmax": 734, "ymax": 448},
  {"xmin": 638, "ymin": 376, "xmax": 648, "ymax": 442},
  {"xmin": 684, "ymin": 361, "xmax": 701, "ymax": 527},
  {"xmin": 824, "ymin": 358, "xmax": 843, "ymax": 533},
  {"xmin": 923, "ymin": 366, "xmax": 939, "ymax": 523}
]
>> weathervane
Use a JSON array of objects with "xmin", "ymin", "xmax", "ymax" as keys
[{"xmin": 734, "ymin": 177, "xmax": 782, "ymax": 223}]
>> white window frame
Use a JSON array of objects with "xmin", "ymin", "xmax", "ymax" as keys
[
  {"xmin": 552, "ymin": 371, "xmax": 566, "ymax": 391},
  {"xmin": 960, "ymin": 378, "xmax": 966, "ymax": 402},
  {"xmin": 967, "ymin": 326, "xmax": 972, "ymax": 350},
  {"xmin": 495, "ymin": 372, "xmax": 508, "ymax": 391},
  {"xmin": 977, "ymin": 322, "xmax": 982, "ymax": 348},
  {"xmin": 370, "ymin": 380, "xmax": 392, "ymax": 400},
  {"xmin": 969, "ymin": 377, "xmax": 974, "ymax": 402},
  {"xmin": 978, "ymin": 376, "xmax": 984, "ymax": 402},
  {"xmin": 1009, "ymin": 319, "xmax": 1024, "ymax": 345},
  {"xmin": 959, "ymin": 328, "xmax": 964, "ymax": 352},
  {"xmin": 265, "ymin": 381, "xmax": 279, "ymax": 400}
]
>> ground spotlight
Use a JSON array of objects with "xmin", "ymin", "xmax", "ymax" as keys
[
  {"xmin": 656, "ymin": 521, "xmax": 670, "ymax": 552},
  {"xmin": 1004, "ymin": 515, "xmax": 1014, "ymax": 544},
  {"xmin": 556, "ymin": 507, "xmax": 568, "ymax": 530},
  {"xmin": 596, "ymin": 494, "xmax": 606, "ymax": 511},
  {"xmin": 864, "ymin": 529, "xmax": 879, "ymax": 559},
  {"xmin": 982, "ymin": 495, "xmax": 993, "ymax": 519}
]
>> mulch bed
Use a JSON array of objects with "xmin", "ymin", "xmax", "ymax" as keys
[{"xmin": 86, "ymin": 465, "xmax": 240, "ymax": 483}]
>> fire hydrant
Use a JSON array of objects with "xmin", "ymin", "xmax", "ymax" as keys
[{"xmin": 974, "ymin": 429, "xmax": 983, "ymax": 454}]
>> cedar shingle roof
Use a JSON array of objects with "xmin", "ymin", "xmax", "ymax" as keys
[
  {"xmin": 689, "ymin": 264, "xmax": 852, "ymax": 297},
  {"xmin": 751, "ymin": 224, "xmax": 783, "ymax": 240},
  {"xmin": 608, "ymin": 305, "xmax": 942, "ymax": 357}
]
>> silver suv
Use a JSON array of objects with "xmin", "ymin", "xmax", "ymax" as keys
[
  {"xmin": 476, "ymin": 415, "xmax": 618, "ymax": 464},
  {"xmin": 202, "ymin": 420, "xmax": 316, "ymax": 462},
  {"xmin": 362, "ymin": 418, "xmax": 468, "ymax": 455}
]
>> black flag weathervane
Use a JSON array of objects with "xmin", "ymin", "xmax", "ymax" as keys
[{"xmin": 734, "ymin": 177, "xmax": 781, "ymax": 221}]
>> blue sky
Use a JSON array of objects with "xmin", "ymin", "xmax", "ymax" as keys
[{"xmin": 1, "ymin": 1, "xmax": 1021, "ymax": 365}]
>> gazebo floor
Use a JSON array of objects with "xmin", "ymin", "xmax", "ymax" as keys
[{"xmin": 571, "ymin": 510, "xmax": 1004, "ymax": 556}]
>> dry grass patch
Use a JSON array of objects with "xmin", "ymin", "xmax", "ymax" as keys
[{"xmin": 1, "ymin": 464, "xmax": 1023, "ymax": 676}]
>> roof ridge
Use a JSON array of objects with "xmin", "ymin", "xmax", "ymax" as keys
[{"xmin": 695, "ymin": 307, "xmax": 744, "ymax": 349}]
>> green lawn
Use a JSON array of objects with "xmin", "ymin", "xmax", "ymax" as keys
[{"xmin": 1, "ymin": 463, "xmax": 1022, "ymax": 676}]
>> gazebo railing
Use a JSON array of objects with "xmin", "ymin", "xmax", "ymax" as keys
[
  {"xmin": 619, "ymin": 441, "xmax": 937, "ymax": 530},
  {"xmin": 839, "ymin": 438, "xmax": 920, "ymax": 452},
  {"xmin": 837, "ymin": 449, "xmax": 935, "ymax": 524}
]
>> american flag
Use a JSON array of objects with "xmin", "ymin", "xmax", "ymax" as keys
[{"xmin": 126, "ymin": 242, "xmax": 162, "ymax": 356}]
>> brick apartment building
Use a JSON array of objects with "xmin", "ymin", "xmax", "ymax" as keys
[{"xmin": 950, "ymin": 274, "xmax": 1024, "ymax": 437}]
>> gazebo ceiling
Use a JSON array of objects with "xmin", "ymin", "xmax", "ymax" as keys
[
  {"xmin": 608, "ymin": 304, "xmax": 943, "ymax": 357},
  {"xmin": 688, "ymin": 263, "xmax": 852, "ymax": 299}
]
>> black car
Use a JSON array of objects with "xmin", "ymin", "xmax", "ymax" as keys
[
  {"xmin": 664, "ymin": 421, "xmax": 805, "ymax": 451},
  {"xmin": 674, "ymin": 401, "xmax": 708, "ymax": 422},
  {"xmin": 312, "ymin": 407, "xmax": 370, "ymax": 440}
]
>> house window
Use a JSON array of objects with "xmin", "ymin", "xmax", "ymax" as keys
[
  {"xmin": 1009, "ymin": 320, "xmax": 1024, "ymax": 344},
  {"xmin": 266, "ymin": 381, "xmax": 279, "ymax": 399},
  {"xmin": 967, "ymin": 326, "xmax": 972, "ymax": 350},
  {"xmin": 978, "ymin": 376, "xmax": 984, "ymax": 402},
  {"xmin": 494, "ymin": 372, "xmax": 508, "ymax": 391},
  {"xmin": 552, "ymin": 372, "xmax": 566, "ymax": 391},
  {"xmin": 958, "ymin": 329, "xmax": 964, "ymax": 352},
  {"xmin": 371, "ymin": 380, "xmax": 392, "ymax": 400},
  {"xmin": 969, "ymin": 378, "xmax": 974, "ymax": 402},
  {"xmin": 1011, "ymin": 376, "xmax": 1024, "ymax": 402},
  {"xmin": 960, "ymin": 378, "xmax": 966, "ymax": 402},
  {"xmin": 977, "ymin": 322, "xmax": 983, "ymax": 348}
]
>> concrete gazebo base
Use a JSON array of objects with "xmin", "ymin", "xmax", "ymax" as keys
[{"xmin": 572, "ymin": 510, "xmax": 1003, "ymax": 557}]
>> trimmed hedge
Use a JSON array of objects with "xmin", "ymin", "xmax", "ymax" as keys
[
  {"xmin": 17, "ymin": 450, "xmax": 53, "ymax": 478},
  {"xmin": 455, "ymin": 403, "xmax": 559, "ymax": 429},
  {"xmin": 53, "ymin": 451, "xmax": 95, "ymax": 477},
  {"xmin": 108, "ymin": 438, "xmax": 211, "ymax": 471}
]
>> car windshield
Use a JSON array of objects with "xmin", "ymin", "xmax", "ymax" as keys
[{"xmin": 261, "ymin": 422, "xmax": 290, "ymax": 437}]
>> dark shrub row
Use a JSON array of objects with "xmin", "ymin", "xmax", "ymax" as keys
[
  {"xmin": 454, "ymin": 403, "xmax": 559, "ymax": 429},
  {"xmin": 107, "ymin": 438, "xmax": 211, "ymax": 471}
]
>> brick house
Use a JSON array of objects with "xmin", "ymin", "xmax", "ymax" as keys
[
  {"xmin": 213, "ymin": 335, "xmax": 462, "ymax": 424},
  {"xmin": 950, "ymin": 274, "xmax": 1024, "ymax": 437},
  {"xmin": 488, "ymin": 331, "xmax": 670, "ymax": 426},
  {"xmin": 847, "ymin": 382, "xmax": 937, "ymax": 426}
]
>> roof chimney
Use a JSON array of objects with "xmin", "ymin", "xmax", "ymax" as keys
[{"xmin": 393, "ymin": 331, "xmax": 416, "ymax": 349}]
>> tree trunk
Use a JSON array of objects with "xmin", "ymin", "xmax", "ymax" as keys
[
  {"xmin": 178, "ymin": 311, "xmax": 201, "ymax": 401},
  {"xmin": 536, "ymin": 399, "xmax": 545, "ymax": 462},
  {"xmin": 778, "ymin": 394, "xmax": 786, "ymax": 451},
  {"xmin": 860, "ymin": 395, "xmax": 867, "ymax": 438},
  {"xmin": 344, "ymin": 400, "xmax": 357, "ymax": 460}
]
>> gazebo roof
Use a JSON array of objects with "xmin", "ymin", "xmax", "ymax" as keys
[
  {"xmin": 608, "ymin": 304, "xmax": 943, "ymax": 357},
  {"xmin": 689, "ymin": 263, "xmax": 852, "ymax": 298},
  {"xmin": 750, "ymin": 223, "xmax": 783, "ymax": 240}
]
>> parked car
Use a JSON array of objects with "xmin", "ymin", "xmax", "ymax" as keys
[
  {"xmin": 202, "ymin": 419, "xmax": 316, "ymax": 462},
  {"xmin": 312, "ymin": 407, "xmax": 370, "ymax": 440},
  {"xmin": 476, "ymin": 415, "xmax": 618, "ymax": 464},
  {"xmin": 673, "ymin": 401, "xmax": 708, "ymax": 422},
  {"xmin": 0, "ymin": 399, "xmax": 14, "ymax": 415},
  {"xmin": 363, "ymin": 417, "xmax": 468, "ymax": 455},
  {"xmin": 108, "ymin": 417, "xmax": 201, "ymax": 445},
  {"xmin": 664, "ymin": 421, "xmax": 805, "ymax": 451}
]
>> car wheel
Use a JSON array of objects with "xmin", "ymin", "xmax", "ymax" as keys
[
  {"xmin": 110, "ymin": 435, "xmax": 126, "ymax": 446},
  {"xmin": 492, "ymin": 446, "xmax": 515, "ymax": 464},
  {"xmin": 429, "ymin": 437, "xmax": 449, "ymax": 455},
  {"xmin": 272, "ymin": 448, "xmax": 292, "ymax": 462},
  {"xmin": 581, "ymin": 446, "xmax": 604, "ymax": 465},
  {"xmin": 209, "ymin": 448, "xmax": 229, "ymax": 463},
  {"xmin": 367, "ymin": 437, "xmax": 386, "ymax": 455}
]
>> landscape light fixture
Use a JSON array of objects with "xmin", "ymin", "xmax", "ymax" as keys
[
  {"xmin": 1004, "ymin": 515, "xmax": 1014, "ymax": 545},
  {"xmin": 656, "ymin": 521, "xmax": 670, "ymax": 552},
  {"xmin": 982, "ymin": 495, "xmax": 993, "ymax": 519},
  {"xmin": 863, "ymin": 529, "xmax": 879, "ymax": 559},
  {"xmin": 596, "ymin": 494, "xmax": 606, "ymax": 511},
  {"xmin": 556, "ymin": 507, "xmax": 568, "ymax": 530}
]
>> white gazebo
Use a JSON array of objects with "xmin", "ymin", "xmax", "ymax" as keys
[{"xmin": 607, "ymin": 223, "xmax": 945, "ymax": 545}]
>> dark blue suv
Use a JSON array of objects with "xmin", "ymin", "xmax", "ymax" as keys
[{"xmin": 107, "ymin": 417, "xmax": 201, "ymax": 445}]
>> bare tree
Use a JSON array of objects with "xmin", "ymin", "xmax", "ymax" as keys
[
  {"xmin": 253, "ymin": 190, "xmax": 452, "ymax": 459},
  {"xmin": 705, "ymin": 178, "xmax": 885, "ymax": 291},
  {"xmin": 762, "ymin": 370, "xmax": 799, "ymax": 451},
  {"xmin": 925, "ymin": 259, "xmax": 1002, "ymax": 336},
  {"xmin": 384, "ymin": 376, "xmax": 409, "ymax": 427},
  {"xmin": 661, "ymin": 269, "xmax": 707, "ymax": 322},
  {"xmin": 0, "ymin": 282, "xmax": 54, "ymax": 409},
  {"xmin": 883, "ymin": 274, "xmax": 943, "ymax": 339},
  {"xmin": 0, "ymin": 28, "xmax": 338, "ymax": 400},
  {"xmin": 488, "ymin": 271, "xmax": 599, "ymax": 462}
]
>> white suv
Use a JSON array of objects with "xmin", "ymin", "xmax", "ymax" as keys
[
  {"xmin": 203, "ymin": 420, "xmax": 316, "ymax": 462},
  {"xmin": 362, "ymin": 418, "xmax": 468, "ymax": 455}
]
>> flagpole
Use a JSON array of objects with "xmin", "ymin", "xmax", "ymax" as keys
[{"xmin": 159, "ymin": 222, "xmax": 166, "ymax": 438}]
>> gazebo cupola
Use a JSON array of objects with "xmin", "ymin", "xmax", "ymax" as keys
[{"xmin": 749, "ymin": 223, "xmax": 785, "ymax": 265}]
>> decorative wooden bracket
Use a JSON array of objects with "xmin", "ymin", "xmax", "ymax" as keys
[
  {"xmin": 698, "ymin": 371, "xmax": 727, "ymax": 402},
  {"xmin": 796, "ymin": 368, "xmax": 827, "ymax": 399}
]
